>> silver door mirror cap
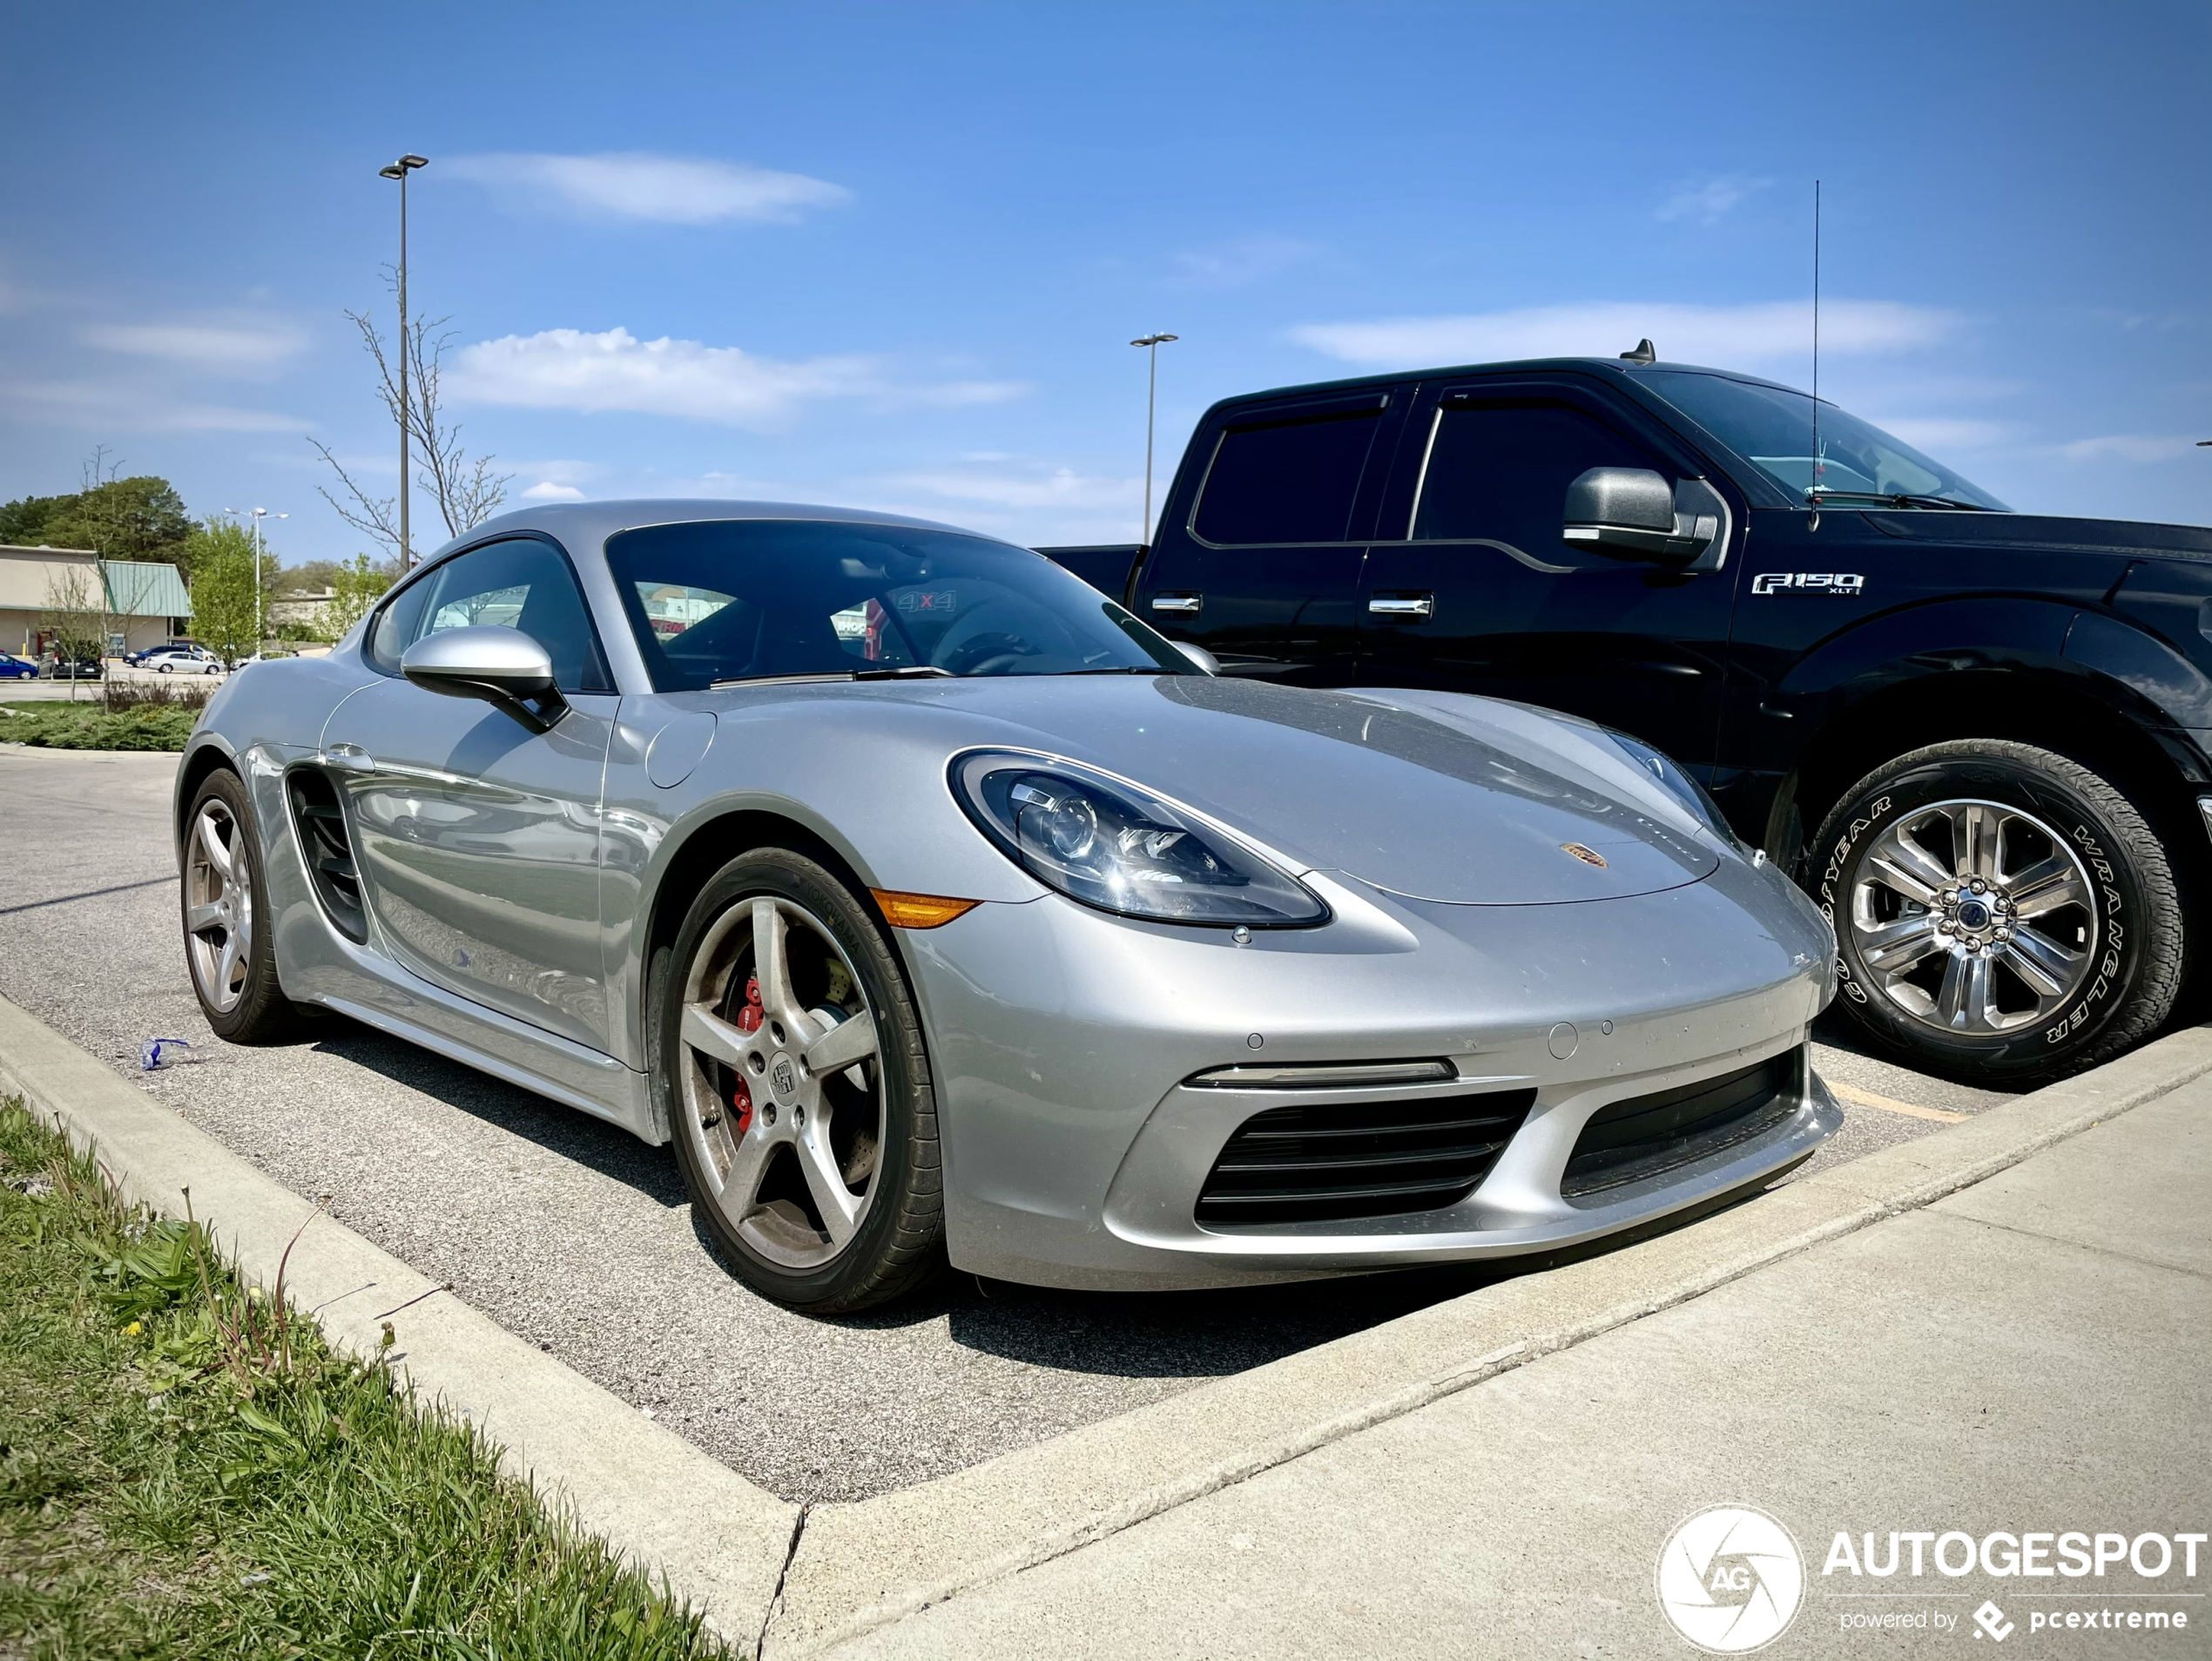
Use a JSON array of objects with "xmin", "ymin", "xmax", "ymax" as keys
[{"xmin": 401, "ymin": 625, "xmax": 566, "ymax": 730}]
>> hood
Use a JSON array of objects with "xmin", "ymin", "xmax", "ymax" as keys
[
  {"xmin": 786, "ymin": 675, "xmax": 1724, "ymax": 905},
  {"xmin": 1858, "ymin": 510, "xmax": 2212, "ymax": 559}
]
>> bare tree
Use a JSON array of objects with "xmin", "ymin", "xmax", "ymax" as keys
[
  {"xmin": 39, "ymin": 561, "xmax": 110, "ymax": 703},
  {"xmin": 311, "ymin": 277, "xmax": 511, "ymax": 562}
]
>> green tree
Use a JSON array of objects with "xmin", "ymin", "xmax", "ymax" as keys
[
  {"xmin": 45, "ymin": 476, "xmax": 194, "ymax": 569},
  {"xmin": 322, "ymin": 553, "xmax": 395, "ymax": 642},
  {"xmin": 184, "ymin": 518, "xmax": 276, "ymax": 664},
  {"xmin": 0, "ymin": 494, "xmax": 72, "ymax": 545}
]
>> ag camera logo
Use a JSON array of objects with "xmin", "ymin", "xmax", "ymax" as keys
[{"xmin": 1656, "ymin": 1503, "xmax": 1805, "ymax": 1653}]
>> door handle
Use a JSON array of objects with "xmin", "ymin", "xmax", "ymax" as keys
[
  {"xmin": 322, "ymin": 743, "xmax": 377, "ymax": 774},
  {"xmin": 1150, "ymin": 594, "xmax": 1202, "ymax": 616},
  {"xmin": 1368, "ymin": 594, "xmax": 1435, "ymax": 619}
]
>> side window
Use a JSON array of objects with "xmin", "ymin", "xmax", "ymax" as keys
[
  {"xmin": 1193, "ymin": 408, "xmax": 1384, "ymax": 545},
  {"xmin": 1412, "ymin": 402, "xmax": 1663, "ymax": 557},
  {"xmin": 369, "ymin": 539, "xmax": 611, "ymax": 692}
]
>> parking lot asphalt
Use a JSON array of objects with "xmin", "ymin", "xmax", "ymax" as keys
[{"xmin": 0, "ymin": 742, "xmax": 2021, "ymax": 1502}]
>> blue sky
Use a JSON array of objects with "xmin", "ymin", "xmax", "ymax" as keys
[{"xmin": 3, "ymin": 1, "xmax": 2207, "ymax": 566}]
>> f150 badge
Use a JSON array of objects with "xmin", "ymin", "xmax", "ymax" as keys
[{"xmin": 1751, "ymin": 572, "xmax": 1865, "ymax": 596}]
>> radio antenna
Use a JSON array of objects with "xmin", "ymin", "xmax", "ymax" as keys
[{"xmin": 1811, "ymin": 179, "xmax": 1823, "ymax": 511}]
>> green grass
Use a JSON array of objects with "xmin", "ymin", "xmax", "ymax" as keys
[
  {"xmin": 0, "ymin": 1098, "xmax": 732, "ymax": 1660},
  {"xmin": 0, "ymin": 700, "xmax": 199, "ymax": 751}
]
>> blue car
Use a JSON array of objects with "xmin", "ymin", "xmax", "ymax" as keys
[{"xmin": 0, "ymin": 652, "xmax": 38, "ymax": 679}]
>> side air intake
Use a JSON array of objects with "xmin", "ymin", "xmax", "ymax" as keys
[{"xmin": 287, "ymin": 768, "xmax": 367, "ymax": 942}]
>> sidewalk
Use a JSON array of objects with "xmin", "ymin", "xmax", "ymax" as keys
[{"xmin": 825, "ymin": 1079, "xmax": 2211, "ymax": 1659}]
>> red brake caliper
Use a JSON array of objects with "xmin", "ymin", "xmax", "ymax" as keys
[{"xmin": 729, "ymin": 975, "xmax": 764, "ymax": 1134}]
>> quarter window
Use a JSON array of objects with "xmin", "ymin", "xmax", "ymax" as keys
[{"xmin": 1193, "ymin": 407, "xmax": 1384, "ymax": 545}]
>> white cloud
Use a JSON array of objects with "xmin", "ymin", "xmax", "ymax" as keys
[
  {"xmin": 5, "ymin": 377, "xmax": 309, "ymax": 433},
  {"xmin": 444, "ymin": 152, "xmax": 850, "ymax": 226},
  {"xmin": 2059, "ymin": 433, "xmax": 2206, "ymax": 463},
  {"xmin": 1656, "ymin": 175, "xmax": 1772, "ymax": 224},
  {"xmin": 1168, "ymin": 235, "xmax": 1319, "ymax": 290},
  {"xmin": 83, "ymin": 316, "xmax": 307, "ymax": 375},
  {"xmin": 1288, "ymin": 300, "xmax": 1958, "ymax": 369},
  {"xmin": 450, "ymin": 327, "xmax": 1026, "ymax": 427},
  {"xmin": 521, "ymin": 480, "xmax": 587, "ymax": 501}
]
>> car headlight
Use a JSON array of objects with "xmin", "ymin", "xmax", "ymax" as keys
[
  {"xmin": 1606, "ymin": 732, "xmax": 1744, "ymax": 849},
  {"xmin": 950, "ymin": 751, "xmax": 1328, "ymax": 928}
]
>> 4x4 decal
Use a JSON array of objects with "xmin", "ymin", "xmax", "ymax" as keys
[{"xmin": 1751, "ymin": 571, "xmax": 1865, "ymax": 597}]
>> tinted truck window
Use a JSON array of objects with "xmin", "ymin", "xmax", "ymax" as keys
[
  {"xmin": 1413, "ymin": 402, "xmax": 1659, "ymax": 552},
  {"xmin": 1194, "ymin": 408, "xmax": 1382, "ymax": 545}
]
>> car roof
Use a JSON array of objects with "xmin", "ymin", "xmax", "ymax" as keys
[
  {"xmin": 425, "ymin": 498, "xmax": 995, "ymax": 562},
  {"xmin": 1208, "ymin": 356, "xmax": 1809, "ymax": 409}
]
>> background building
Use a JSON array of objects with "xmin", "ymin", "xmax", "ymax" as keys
[{"xmin": 0, "ymin": 544, "xmax": 192, "ymax": 657}]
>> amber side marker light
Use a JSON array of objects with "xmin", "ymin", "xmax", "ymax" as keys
[{"xmin": 870, "ymin": 889, "xmax": 982, "ymax": 928}]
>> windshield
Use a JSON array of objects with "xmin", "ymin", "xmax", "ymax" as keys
[
  {"xmin": 605, "ymin": 519, "xmax": 1197, "ymax": 692},
  {"xmin": 1640, "ymin": 370, "xmax": 2009, "ymax": 510}
]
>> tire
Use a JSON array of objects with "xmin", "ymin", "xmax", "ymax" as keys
[
  {"xmin": 657, "ymin": 847, "xmax": 943, "ymax": 1312},
  {"xmin": 1811, "ymin": 739, "xmax": 2183, "ymax": 1084},
  {"xmin": 180, "ymin": 768, "xmax": 303, "ymax": 1043}
]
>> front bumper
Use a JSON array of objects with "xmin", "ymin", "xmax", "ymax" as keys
[{"xmin": 907, "ymin": 850, "xmax": 1840, "ymax": 1291}]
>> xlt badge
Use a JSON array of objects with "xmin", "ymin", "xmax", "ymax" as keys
[{"xmin": 1752, "ymin": 571, "xmax": 1865, "ymax": 596}]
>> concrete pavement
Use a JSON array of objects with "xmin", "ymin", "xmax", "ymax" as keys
[{"xmin": 819, "ymin": 1077, "xmax": 2210, "ymax": 1659}]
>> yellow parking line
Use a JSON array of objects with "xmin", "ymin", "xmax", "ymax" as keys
[{"xmin": 1827, "ymin": 1079, "xmax": 1970, "ymax": 1124}]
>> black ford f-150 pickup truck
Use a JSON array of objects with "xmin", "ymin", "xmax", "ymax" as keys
[{"xmin": 1040, "ymin": 354, "xmax": 2212, "ymax": 1085}]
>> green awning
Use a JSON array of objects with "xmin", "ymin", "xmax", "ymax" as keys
[{"xmin": 101, "ymin": 560, "xmax": 192, "ymax": 618}]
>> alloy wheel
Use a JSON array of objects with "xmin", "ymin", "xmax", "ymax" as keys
[
  {"xmin": 184, "ymin": 800, "xmax": 253, "ymax": 1015},
  {"xmin": 676, "ymin": 895, "xmax": 885, "ymax": 1270},
  {"xmin": 1847, "ymin": 797, "xmax": 2096, "ymax": 1036}
]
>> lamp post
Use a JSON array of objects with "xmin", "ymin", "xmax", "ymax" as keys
[
  {"xmin": 378, "ymin": 153, "xmax": 430, "ymax": 566},
  {"xmin": 223, "ymin": 507, "xmax": 286, "ymax": 658},
  {"xmin": 1130, "ymin": 333, "xmax": 1179, "ymax": 544}
]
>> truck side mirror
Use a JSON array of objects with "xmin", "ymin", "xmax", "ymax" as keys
[{"xmin": 1562, "ymin": 468, "xmax": 1718, "ymax": 567}]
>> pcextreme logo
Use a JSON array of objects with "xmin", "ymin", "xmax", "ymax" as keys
[{"xmin": 1656, "ymin": 1504, "xmax": 1806, "ymax": 1653}]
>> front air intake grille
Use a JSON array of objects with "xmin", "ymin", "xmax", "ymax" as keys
[
  {"xmin": 1561, "ymin": 1052, "xmax": 1798, "ymax": 1200},
  {"xmin": 1196, "ymin": 1089, "xmax": 1537, "ymax": 1226},
  {"xmin": 287, "ymin": 768, "xmax": 367, "ymax": 943}
]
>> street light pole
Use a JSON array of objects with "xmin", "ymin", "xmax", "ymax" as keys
[
  {"xmin": 226, "ymin": 508, "xmax": 286, "ymax": 657},
  {"xmin": 1130, "ymin": 333, "xmax": 1179, "ymax": 544},
  {"xmin": 379, "ymin": 153, "xmax": 430, "ymax": 566}
]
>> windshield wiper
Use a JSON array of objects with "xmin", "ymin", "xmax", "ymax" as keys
[
  {"xmin": 1808, "ymin": 489, "xmax": 1993, "ymax": 511},
  {"xmin": 1057, "ymin": 664, "xmax": 1173, "ymax": 676},
  {"xmin": 709, "ymin": 665, "xmax": 954, "ymax": 690}
]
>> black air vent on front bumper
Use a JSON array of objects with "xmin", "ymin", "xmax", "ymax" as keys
[
  {"xmin": 287, "ymin": 768, "xmax": 367, "ymax": 942},
  {"xmin": 1561, "ymin": 1052, "xmax": 1798, "ymax": 1200},
  {"xmin": 1196, "ymin": 1089, "xmax": 1537, "ymax": 1226}
]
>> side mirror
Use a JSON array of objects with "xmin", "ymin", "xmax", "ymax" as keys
[
  {"xmin": 1172, "ymin": 639, "xmax": 1220, "ymax": 675},
  {"xmin": 1562, "ymin": 468, "xmax": 1720, "ymax": 566},
  {"xmin": 401, "ymin": 625, "xmax": 568, "ymax": 732}
]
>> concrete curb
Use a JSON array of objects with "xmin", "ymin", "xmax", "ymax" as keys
[
  {"xmin": 0, "ymin": 993, "xmax": 799, "ymax": 1644},
  {"xmin": 764, "ymin": 1023, "xmax": 2212, "ymax": 1657},
  {"xmin": 8, "ymin": 981, "xmax": 2210, "ymax": 1661}
]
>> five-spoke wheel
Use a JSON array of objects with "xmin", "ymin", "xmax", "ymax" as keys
[
  {"xmin": 179, "ymin": 768, "xmax": 303, "ymax": 1042},
  {"xmin": 661, "ymin": 847, "xmax": 942, "ymax": 1310}
]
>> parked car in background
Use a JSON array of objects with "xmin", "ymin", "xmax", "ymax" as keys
[
  {"xmin": 1042, "ymin": 352, "xmax": 2212, "ymax": 1087},
  {"xmin": 40, "ymin": 652, "xmax": 104, "ymax": 679},
  {"xmin": 140, "ymin": 646, "xmax": 223, "ymax": 675},
  {"xmin": 0, "ymin": 652, "xmax": 37, "ymax": 680},
  {"xmin": 125, "ymin": 639, "xmax": 199, "ymax": 667},
  {"xmin": 175, "ymin": 501, "xmax": 1838, "ymax": 1311}
]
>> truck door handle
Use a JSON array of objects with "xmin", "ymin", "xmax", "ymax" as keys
[
  {"xmin": 322, "ymin": 743, "xmax": 377, "ymax": 774},
  {"xmin": 1368, "ymin": 594, "xmax": 1435, "ymax": 619},
  {"xmin": 1150, "ymin": 594, "xmax": 1202, "ymax": 616}
]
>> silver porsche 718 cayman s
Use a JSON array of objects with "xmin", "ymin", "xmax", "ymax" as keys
[{"xmin": 177, "ymin": 502, "xmax": 1839, "ymax": 1310}]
